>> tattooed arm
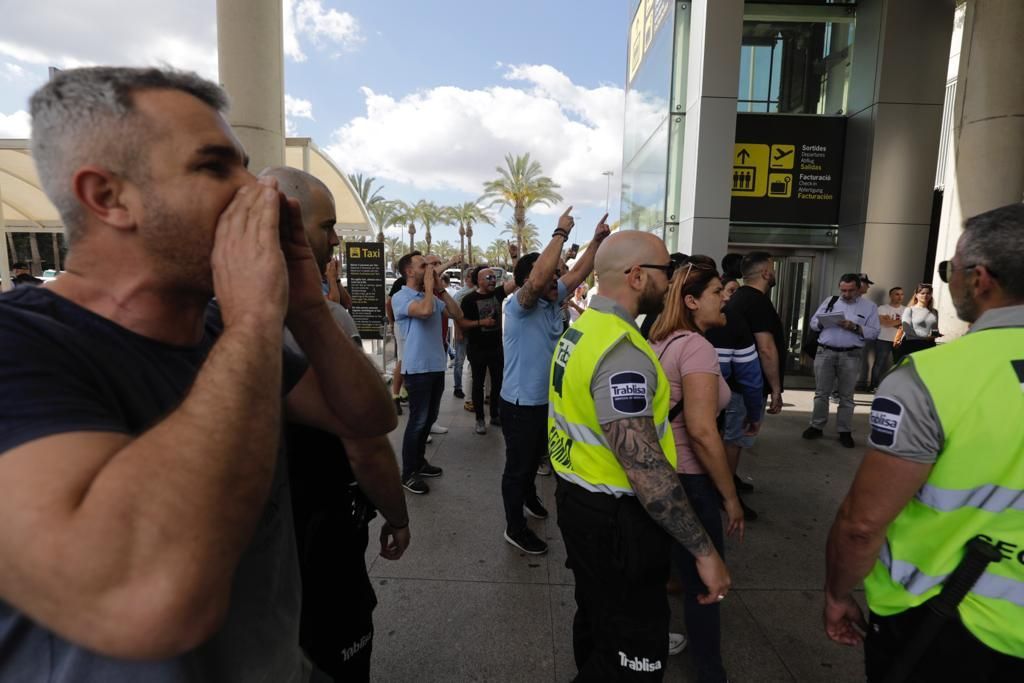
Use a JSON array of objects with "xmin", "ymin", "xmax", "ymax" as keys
[
  {"xmin": 517, "ymin": 206, "xmax": 576, "ymax": 310},
  {"xmin": 602, "ymin": 416, "xmax": 732, "ymax": 602}
]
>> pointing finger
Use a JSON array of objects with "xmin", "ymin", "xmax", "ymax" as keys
[{"xmin": 561, "ymin": 205, "xmax": 574, "ymax": 217}]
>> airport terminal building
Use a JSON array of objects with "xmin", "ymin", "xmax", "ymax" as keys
[{"xmin": 619, "ymin": 0, "xmax": 1021, "ymax": 376}]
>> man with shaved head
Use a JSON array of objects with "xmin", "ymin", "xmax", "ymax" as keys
[
  {"xmin": 550, "ymin": 230, "xmax": 731, "ymax": 679},
  {"xmin": 263, "ymin": 166, "xmax": 409, "ymax": 681}
]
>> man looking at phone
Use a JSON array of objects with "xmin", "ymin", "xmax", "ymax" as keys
[
  {"xmin": 393, "ymin": 253, "xmax": 463, "ymax": 494},
  {"xmin": 459, "ymin": 265, "xmax": 515, "ymax": 434}
]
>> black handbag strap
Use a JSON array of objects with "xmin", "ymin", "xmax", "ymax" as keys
[{"xmin": 656, "ymin": 332, "xmax": 691, "ymax": 423}]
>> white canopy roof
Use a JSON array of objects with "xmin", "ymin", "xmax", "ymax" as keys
[{"xmin": 1, "ymin": 137, "xmax": 372, "ymax": 290}]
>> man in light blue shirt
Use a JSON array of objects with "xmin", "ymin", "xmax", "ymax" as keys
[
  {"xmin": 803, "ymin": 273, "xmax": 880, "ymax": 447},
  {"xmin": 498, "ymin": 207, "xmax": 610, "ymax": 555},
  {"xmin": 392, "ymin": 253, "xmax": 463, "ymax": 494}
]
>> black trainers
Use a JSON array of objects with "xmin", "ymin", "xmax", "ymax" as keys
[
  {"xmin": 418, "ymin": 462, "xmax": 443, "ymax": 478},
  {"xmin": 504, "ymin": 527, "xmax": 548, "ymax": 555},
  {"xmin": 524, "ymin": 497, "xmax": 548, "ymax": 520},
  {"xmin": 394, "ymin": 398, "xmax": 403, "ymax": 416},
  {"xmin": 490, "ymin": 415, "xmax": 502, "ymax": 427},
  {"xmin": 733, "ymin": 475, "xmax": 754, "ymax": 493},
  {"xmin": 802, "ymin": 426, "xmax": 823, "ymax": 440},
  {"xmin": 402, "ymin": 477, "xmax": 429, "ymax": 495},
  {"xmin": 454, "ymin": 388, "xmax": 465, "ymax": 399},
  {"xmin": 839, "ymin": 432, "xmax": 856, "ymax": 448}
]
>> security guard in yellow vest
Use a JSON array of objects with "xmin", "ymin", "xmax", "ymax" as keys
[
  {"xmin": 824, "ymin": 203, "xmax": 1024, "ymax": 682},
  {"xmin": 550, "ymin": 231, "xmax": 730, "ymax": 681}
]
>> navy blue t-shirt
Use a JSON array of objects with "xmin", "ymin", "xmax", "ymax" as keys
[{"xmin": 0, "ymin": 286, "xmax": 308, "ymax": 682}]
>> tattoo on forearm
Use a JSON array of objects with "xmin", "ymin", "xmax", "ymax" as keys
[
  {"xmin": 516, "ymin": 280, "xmax": 541, "ymax": 309},
  {"xmin": 602, "ymin": 417, "xmax": 713, "ymax": 557}
]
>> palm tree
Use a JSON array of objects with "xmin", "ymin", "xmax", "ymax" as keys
[
  {"xmin": 412, "ymin": 200, "xmax": 444, "ymax": 254},
  {"xmin": 433, "ymin": 240, "xmax": 457, "ymax": 261},
  {"xmin": 484, "ymin": 239, "xmax": 509, "ymax": 268},
  {"xmin": 445, "ymin": 201, "xmax": 493, "ymax": 269},
  {"xmin": 348, "ymin": 173, "xmax": 385, "ymax": 208},
  {"xmin": 384, "ymin": 235, "xmax": 405, "ymax": 268},
  {"xmin": 500, "ymin": 218, "xmax": 541, "ymax": 252},
  {"xmin": 391, "ymin": 200, "xmax": 417, "ymax": 251},
  {"xmin": 480, "ymin": 153, "xmax": 563, "ymax": 253},
  {"xmin": 367, "ymin": 199, "xmax": 402, "ymax": 242}
]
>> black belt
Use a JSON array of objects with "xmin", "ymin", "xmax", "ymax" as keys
[
  {"xmin": 820, "ymin": 344, "xmax": 861, "ymax": 352},
  {"xmin": 556, "ymin": 476, "xmax": 634, "ymax": 516}
]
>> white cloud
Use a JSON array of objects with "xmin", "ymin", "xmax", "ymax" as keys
[
  {"xmin": 285, "ymin": 94, "xmax": 315, "ymax": 120},
  {"xmin": 284, "ymin": 0, "xmax": 362, "ymax": 62},
  {"xmin": 0, "ymin": 110, "xmax": 31, "ymax": 138},
  {"xmin": 1, "ymin": 62, "xmax": 25, "ymax": 81},
  {"xmin": 0, "ymin": 1, "xmax": 218, "ymax": 79},
  {"xmin": 326, "ymin": 65, "xmax": 625, "ymax": 212}
]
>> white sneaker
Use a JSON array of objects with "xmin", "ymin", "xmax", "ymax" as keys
[
  {"xmin": 668, "ymin": 632, "xmax": 687, "ymax": 656},
  {"xmin": 430, "ymin": 423, "xmax": 449, "ymax": 434}
]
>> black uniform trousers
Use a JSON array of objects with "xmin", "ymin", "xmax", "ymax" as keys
[
  {"xmin": 556, "ymin": 478, "xmax": 671, "ymax": 681},
  {"xmin": 865, "ymin": 604, "xmax": 1024, "ymax": 682}
]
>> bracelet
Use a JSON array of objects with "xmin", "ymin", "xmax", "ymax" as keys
[
  {"xmin": 388, "ymin": 520, "xmax": 409, "ymax": 530},
  {"xmin": 552, "ymin": 229, "xmax": 569, "ymax": 240}
]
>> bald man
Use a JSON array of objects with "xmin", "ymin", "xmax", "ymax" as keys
[
  {"xmin": 262, "ymin": 167, "xmax": 409, "ymax": 682},
  {"xmin": 550, "ymin": 231, "xmax": 730, "ymax": 680}
]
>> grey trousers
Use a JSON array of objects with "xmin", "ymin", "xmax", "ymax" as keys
[{"xmin": 811, "ymin": 346, "xmax": 862, "ymax": 433}]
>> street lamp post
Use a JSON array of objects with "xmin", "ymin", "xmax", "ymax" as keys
[{"xmin": 602, "ymin": 170, "xmax": 614, "ymax": 214}]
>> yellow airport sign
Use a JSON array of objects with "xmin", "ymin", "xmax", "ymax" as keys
[{"xmin": 732, "ymin": 144, "xmax": 769, "ymax": 197}]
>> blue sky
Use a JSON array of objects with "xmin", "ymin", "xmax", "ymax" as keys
[{"xmin": 0, "ymin": 0, "xmax": 631, "ymax": 251}]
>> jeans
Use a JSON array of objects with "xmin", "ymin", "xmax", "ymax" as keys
[
  {"xmin": 869, "ymin": 339, "xmax": 895, "ymax": 388},
  {"xmin": 556, "ymin": 480, "xmax": 671, "ymax": 681},
  {"xmin": 467, "ymin": 346, "xmax": 503, "ymax": 420},
  {"xmin": 811, "ymin": 346, "xmax": 861, "ymax": 433},
  {"xmin": 452, "ymin": 339, "xmax": 467, "ymax": 392},
  {"xmin": 499, "ymin": 400, "xmax": 546, "ymax": 533},
  {"xmin": 401, "ymin": 372, "xmax": 444, "ymax": 480},
  {"xmin": 672, "ymin": 474, "xmax": 727, "ymax": 683}
]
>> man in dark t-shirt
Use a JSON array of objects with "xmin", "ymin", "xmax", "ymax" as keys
[
  {"xmin": 459, "ymin": 265, "xmax": 514, "ymax": 433},
  {"xmin": 0, "ymin": 66, "xmax": 397, "ymax": 682}
]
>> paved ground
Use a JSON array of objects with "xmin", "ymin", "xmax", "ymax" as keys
[{"xmin": 366, "ymin": 368, "xmax": 875, "ymax": 682}]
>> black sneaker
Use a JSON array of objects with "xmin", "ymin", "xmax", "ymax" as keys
[
  {"xmin": 402, "ymin": 477, "xmax": 429, "ymax": 495},
  {"xmin": 802, "ymin": 426, "xmax": 823, "ymax": 440},
  {"xmin": 839, "ymin": 432, "xmax": 856, "ymax": 448},
  {"xmin": 418, "ymin": 462, "xmax": 443, "ymax": 478},
  {"xmin": 394, "ymin": 398, "xmax": 403, "ymax": 416},
  {"xmin": 490, "ymin": 415, "xmax": 502, "ymax": 427},
  {"xmin": 504, "ymin": 527, "xmax": 548, "ymax": 555},
  {"xmin": 733, "ymin": 475, "xmax": 754, "ymax": 493},
  {"xmin": 524, "ymin": 498, "xmax": 548, "ymax": 520},
  {"xmin": 454, "ymin": 388, "xmax": 465, "ymax": 399}
]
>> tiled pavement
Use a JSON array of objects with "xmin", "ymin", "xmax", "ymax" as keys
[{"xmin": 366, "ymin": 370, "xmax": 873, "ymax": 682}]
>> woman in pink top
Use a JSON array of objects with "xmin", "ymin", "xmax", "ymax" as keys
[{"xmin": 649, "ymin": 257, "xmax": 742, "ymax": 683}]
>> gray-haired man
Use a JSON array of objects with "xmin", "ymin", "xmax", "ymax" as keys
[{"xmin": 0, "ymin": 67, "xmax": 395, "ymax": 681}]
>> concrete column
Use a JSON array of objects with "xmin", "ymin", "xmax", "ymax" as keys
[
  {"xmin": 674, "ymin": 0, "xmax": 743, "ymax": 260},
  {"xmin": 933, "ymin": 0, "xmax": 1024, "ymax": 337},
  {"xmin": 835, "ymin": 0, "xmax": 953, "ymax": 304},
  {"xmin": 216, "ymin": 0, "xmax": 285, "ymax": 173}
]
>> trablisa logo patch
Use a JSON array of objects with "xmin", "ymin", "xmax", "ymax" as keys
[
  {"xmin": 869, "ymin": 397, "xmax": 904, "ymax": 448},
  {"xmin": 609, "ymin": 371, "xmax": 648, "ymax": 414}
]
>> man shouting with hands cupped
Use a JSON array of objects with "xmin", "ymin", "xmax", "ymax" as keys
[{"xmin": 0, "ymin": 67, "xmax": 395, "ymax": 682}]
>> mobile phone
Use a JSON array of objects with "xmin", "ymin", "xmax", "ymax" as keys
[{"xmin": 568, "ymin": 244, "xmax": 579, "ymax": 258}]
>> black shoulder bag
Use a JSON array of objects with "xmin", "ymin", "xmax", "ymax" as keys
[{"xmin": 801, "ymin": 295, "xmax": 839, "ymax": 358}]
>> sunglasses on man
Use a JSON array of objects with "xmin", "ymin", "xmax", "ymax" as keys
[{"xmin": 937, "ymin": 260, "xmax": 995, "ymax": 283}]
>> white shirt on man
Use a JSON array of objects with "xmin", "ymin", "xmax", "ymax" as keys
[{"xmin": 877, "ymin": 304, "xmax": 905, "ymax": 343}]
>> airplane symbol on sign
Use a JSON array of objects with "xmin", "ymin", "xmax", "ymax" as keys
[{"xmin": 773, "ymin": 147, "xmax": 794, "ymax": 162}]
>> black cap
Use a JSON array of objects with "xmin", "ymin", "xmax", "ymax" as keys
[{"xmin": 859, "ymin": 273, "xmax": 874, "ymax": 285}]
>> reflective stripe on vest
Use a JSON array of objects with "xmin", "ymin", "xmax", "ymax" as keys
[
  {"xmin": 879, "ymin": 541, "xmax": 1024, "ymax": 606},
  {"xmin": 547, "ymin": 307, "xmax": 678, "ymax": 495},
  {"xmin": 864, "ymin": 326, "xmax": 1024, "ymax": 657}
]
